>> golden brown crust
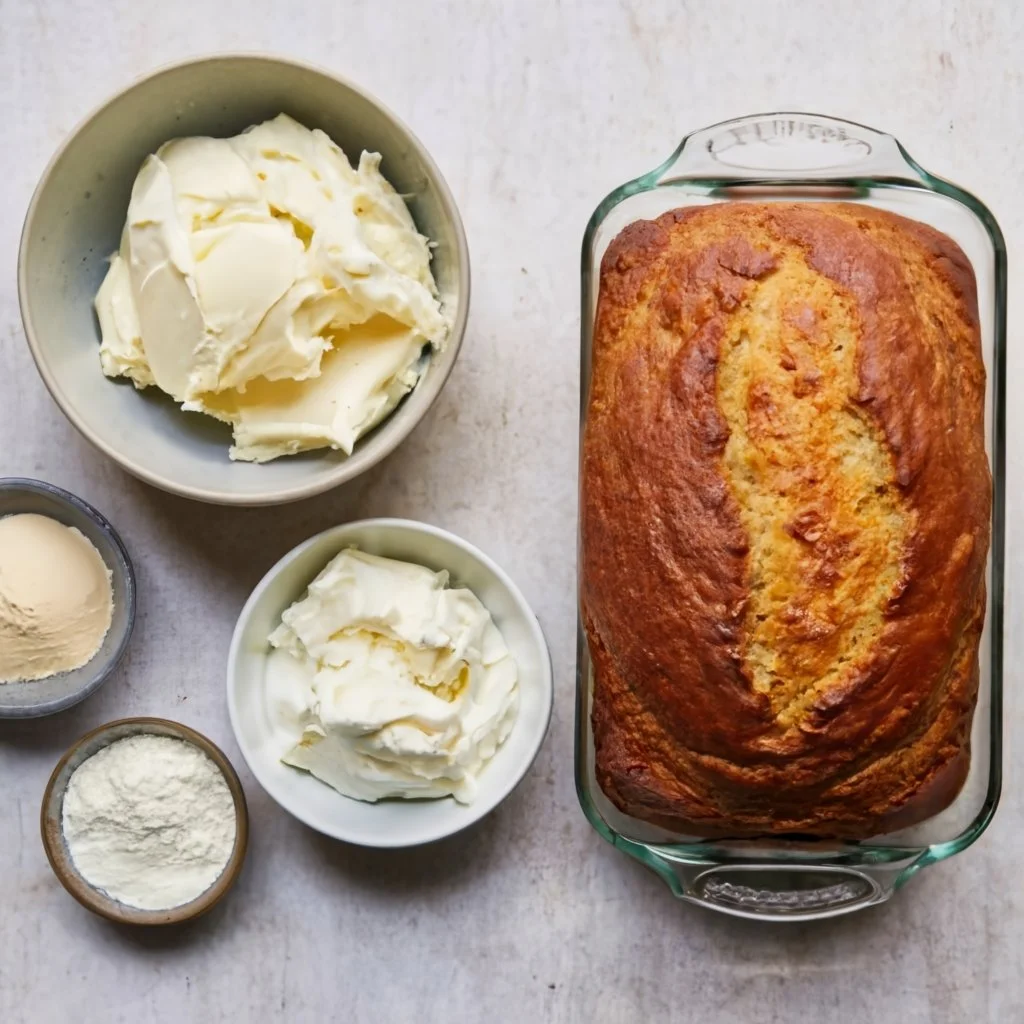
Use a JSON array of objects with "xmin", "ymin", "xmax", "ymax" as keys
[{"xmin": 581, "ymin": 202, "xmax": 989, "ymax": 838}]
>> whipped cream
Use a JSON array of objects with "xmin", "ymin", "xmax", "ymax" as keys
[
  {"xmin": 95, "ymin": 114, "xmax": 448, "ymax": 462},
  {"xmin": 266, "ymin": 549, "xmax": 519, "ymax": 803}
]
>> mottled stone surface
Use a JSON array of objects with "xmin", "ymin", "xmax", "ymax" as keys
[{"xmin": 0, "ymin": 1, "xmax": 1021, "ymax": 1021}]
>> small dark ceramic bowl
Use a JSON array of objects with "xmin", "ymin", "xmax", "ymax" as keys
[
  {"xmin": 0, "ymin": 478, "xmax": 135, "ymax": 717},
  {"xmin": 41, "ymin": 717, "xmax": 249, "ymax": 925}
]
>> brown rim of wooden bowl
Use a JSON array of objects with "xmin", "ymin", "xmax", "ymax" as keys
[{"xmin": 40, "ymin": 716, "xmax": 249, "ymax": 926}]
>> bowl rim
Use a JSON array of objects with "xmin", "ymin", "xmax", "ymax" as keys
[
  {"xmin": 40, "ymin": 716, "xmax": 250, "ymax": 926},
  {"xmin": 17, "ymin": 51, "xmax": 470, "ymax": 506},
  {"xmin": 225, "ymin": 517, "xmax": 554, "ymax": 847},
  {"xmin": 0, "ymin": 477, "xmax": 136, "ymax": 718}
]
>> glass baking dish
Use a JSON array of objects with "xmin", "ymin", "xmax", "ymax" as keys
[{"xmin": 576, "ymin": 113, "xmax": 1006, "ymax": 920}]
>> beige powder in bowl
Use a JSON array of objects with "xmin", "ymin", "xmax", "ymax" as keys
[{"xmin": 0, "ymin": 513, "xmax": 113, "ymax": 683}]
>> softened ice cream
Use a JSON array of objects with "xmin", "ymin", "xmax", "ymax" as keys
[
  {"xmin": 266, "ymin": 549, "xmax": 519, "ymax": 803},
  {"xmin": 95, "ymin": 114, "xmax": 449, "ymax": 462},
  {"xmin": 0, "ymin": 514, "xmax": 113, "ymax": 683}
]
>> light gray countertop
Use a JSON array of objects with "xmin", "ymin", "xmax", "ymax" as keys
[{"xmin": 1, "ymin": 1, "xmax": 1021, "ymax": 1021}]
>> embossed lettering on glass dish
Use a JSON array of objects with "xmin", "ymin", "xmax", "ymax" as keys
[{"xmin": 707, "ymin": 118, "xmax": 874, "ymax": 171}]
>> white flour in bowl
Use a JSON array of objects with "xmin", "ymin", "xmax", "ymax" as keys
[{"xmin": 61, "ymin": 733, "xmax": 236, "ymax": 911}]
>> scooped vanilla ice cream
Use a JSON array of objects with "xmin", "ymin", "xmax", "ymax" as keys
[
  {"xmin": 266, "ymin": 549, "xmax": 519, "ymax": 803},
  {"xmin": 0, "ymin": 514, "xmax": 113, "ymax": 683},
  {"xmin": 95, "ymin": 114, "xmax": 449, "ymax": 462}
]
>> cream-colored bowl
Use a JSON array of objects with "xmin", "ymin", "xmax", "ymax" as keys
[
  {"xmin": 18, "ymin": 54, "xmax": 468, "ymax": 506},
  {"xmin": 226, "ymin": 519, "xmax": 553, "ymax": 847}
]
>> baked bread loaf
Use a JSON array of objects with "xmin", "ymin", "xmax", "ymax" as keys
[{"xmin": 581, "ymin": 202, "xmax": 990, "ymax": 838}]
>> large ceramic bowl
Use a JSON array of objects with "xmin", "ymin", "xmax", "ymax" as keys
[
  {"xmin": 226, "ymin": 519, "xmax": 553, "ymax": 847},
  {"xmin": 18, "ymin": 54, "xmax": 469, "ymax": 506}
]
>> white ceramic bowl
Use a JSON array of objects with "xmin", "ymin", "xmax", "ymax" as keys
[
  {"xmin": 18, "ymin": 54, "xmax": 468, "ymax": 506},
  {"xmin": 226, "ymin": 519, "xmax": 552, "ymax": 847}
]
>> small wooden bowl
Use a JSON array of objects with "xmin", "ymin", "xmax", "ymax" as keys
[{"xmin": 41, "ymin": 717, "xmax": 249, "ymax": 925}]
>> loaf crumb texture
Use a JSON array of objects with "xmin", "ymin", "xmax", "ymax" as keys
[{"xmin": 581, "ymin": 202, "xmax": 989, "ymax": 837}]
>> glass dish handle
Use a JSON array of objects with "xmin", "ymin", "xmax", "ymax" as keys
[{"xmin": 655, "ymin": 112, "xmax": 929, "ymax": 184}]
